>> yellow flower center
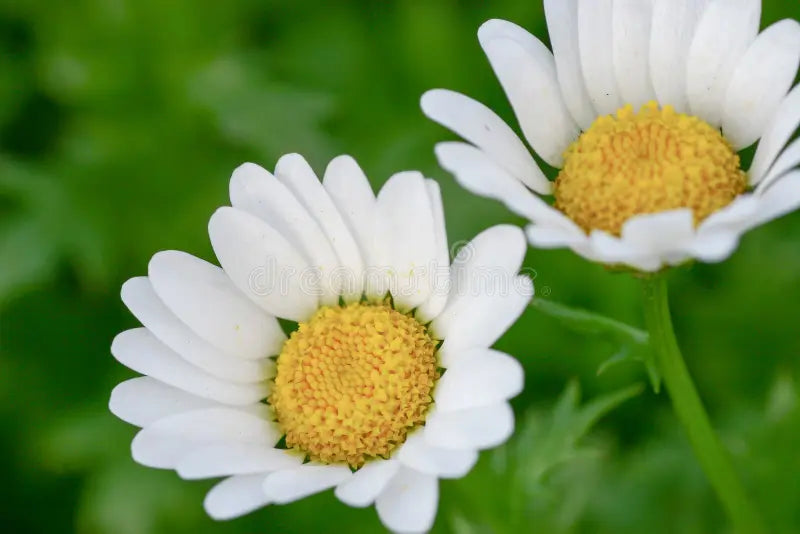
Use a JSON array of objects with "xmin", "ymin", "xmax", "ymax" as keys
[
  {"xmin": 554, "ymin": 102, "xmax": 747, "ymax": 235},
  {"xmin": 270, "ymin": 302, "xmax": 438, "ymax": 467}
]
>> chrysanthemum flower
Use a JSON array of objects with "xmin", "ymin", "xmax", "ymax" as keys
[
  {"xmin": 109, "ymin": 154, "xmax": 531, "ymax": 533},
  {"xmin": 422, "ymin": 0, "xmax": 800, "ymax": 271}
]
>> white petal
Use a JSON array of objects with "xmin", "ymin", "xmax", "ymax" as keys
[
  {"xmin": 479, "ymin": 21, "xmax": 580, "ymax": 167},
  {"xmin": 229, "ymin": 163, "xmax": 341, "ymax": 305},
  {"xmin": 650, "ymin": 0, "xmax": 710, "ymax": 113},
  {"xmin": 177, "ymin": 443, "xmax": 302, "ymax": 480},
  {"xmin": 434, "ymin": 349, "xmax": 524, "ymax": 412},
  {"xmin": 578, "ymin": 0, "xmax": 623, "ymax": 115},
  {"xmin": 612, "ymin": 0, "xmax": 657, "ymax": 109},
  {"xmin": 111, "ymin": 329, "xmax": 267, "ymax": 406},
  {"xmin": 619, "ymin": 209, "xmax": 695, "ymax": 260},
  {"xmin": 420, "ymin": 89, "xmax": 551, "ymax": 194},
  {"xmin": 131, "ymin": 408, "xmax": 278, "ymax": 468},
  {"xmin": 544, "ymin": 0, "xmax": 598, "ymax": 129},
  {"xmin": 262, "ymin": 465, "xmax": 352, "ymax": 505},
  {"xmin": 424, "ymin": 402, "xmax": 515, "ymax": 451},
  {"xmin": 274, "ymin": 154, "xmax": 366, "ymax": 301},
  {"xmin": 756, "ymin": 137, "xmax": 800, "ymax": 194},
  {"xmin": 374, "ymin": 172, "xmax": 438, "ymax": 311},
  {"xmin": 415, "ymin": 180, "xmax": 451, "ymax": 323},
  {"xmin": 375, "ymin": 467, "xmax": 438, "ymax": 534},
  {"xmin": 587, "ymin": 230, "xmax": 665, "ymax": 271},
  {"xmin": 204, "ymin": 474, "xmax": 271, "ymax": 520},
  {"xmin": 688, "ymin": 231, "xmax": 743, "ymax": 262},
  {"xmin": 322, "ymin": 156, "xmax": 377, "ymax": 272},
  {"xmin": 121, "ymin": 277, "xmax": 271, "ymax": 383},
  {"xmin": 526, "ymin": 224, "xmax": 588, "ymax": 249},
  {"xmin": 110, "ymin": 376, "xmax": 233, "ymax": 427},
  {"xmin": 434, "ymin": 141, "xmax": 583, "ymax": 234},
  {"xmin": 686, "ymin": 0, "xmax": 761, "ymax": 126},
  {"xmin": 148, "ymin": 251, "xmax": 285, "ymax": 361},
  {"xmin": 334, "ymin": 459, "xmax": 400, "ymax": 508},
  {"xmin": 750, "ymin": 85, "xmax": 800, "ymax": 186},
  {"xmin": 697, "ymin": 194, "xmax": 760, "ymax": 233},
  {"xmin": 749, "ymin": 170, "xmax": 800, "ymax": 228},
  {"xmin": 208, "ymin": 207, "xmax": 318, "ymax": 321},
  {"xmin": 435, "ymin": 276, "xmax": 532, "ymax": 368},
  {"xmin": 722, "ymin": 20, "xmax": 800, "ymax": 150},
  {"xmin": 396, "ymin": 432, "xmax": 478, "ymax": 479}
]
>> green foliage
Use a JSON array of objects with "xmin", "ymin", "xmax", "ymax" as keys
[{"xmin": 1, "ymin": 0, "xmax": 799, "ymax": 533}]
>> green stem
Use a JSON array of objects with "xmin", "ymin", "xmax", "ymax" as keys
[{"xmin": 641, "ymin": 274, "xmax": 765, "ymax": 534}]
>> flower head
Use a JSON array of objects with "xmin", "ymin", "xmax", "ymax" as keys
[
  {"xmin": 422, "ymin": 0, "xmax": 800, "ymax": 271},
  {"xmin": 110, "ymin": 153, "xmax": 532, "ymax": 533}
]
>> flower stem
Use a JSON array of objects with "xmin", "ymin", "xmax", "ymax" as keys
[{"xmin": 641, "ymin": 274, "xmax": 765, "ymax": 534}]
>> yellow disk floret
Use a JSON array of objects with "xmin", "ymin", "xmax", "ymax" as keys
[
  {"xmin": 270, "ymin": 302, "xmax": 438, "ymax": 467},
  {"xmin": 554, "ymin": 101, "xmax": 747, "ymax": 235}
]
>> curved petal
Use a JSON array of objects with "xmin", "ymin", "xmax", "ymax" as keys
[
  {"xmin": 423, "ymin": 402, "xmax": 515, "ymax": 451},
  {"xmin": 111, "ymin": 329, "xmax": 267, "ymax": 406},
  {"xmin": 612, "ymin": 0, "xmax": 657, "ymax": 109},
  {"xmin": 586, "ymin": 230, "xmax": 665, "ymax": 272},
  {"xmin": 415, "ymin": 180, "xmax": 451, "ymax": 323},
  {"xmin": 650, "ymin": 0, "xmax": 710, "ymax": 113},
  {"xmin": 374, "ymin": 172, "xmax": 438, "ymax": 311},
  {"xmin": 375, "ymin": 467, "xmax": 438, "ymax": 534},
  {"xmin": 619, "ymin": 209, "xmax": 695, "ymax": 260},
  {"xmin": 420, "ymin": 89, "xmax": 551, "ymax": 194},
  {"xmin": 275, "ymin": 154, "xmax": 366, "ymax": 301},
  {"xmin": 756, "ymin": 137, "xmax": 800, "ymax": 194},
  {"xmin": 229, "ymin": 163, "xmax": 340, "ymax": 305},
  {"xmin": 748, "ymin": 170, "xmax": 800, "ymax": 228},
  {"xmin": 121, "ymin": 277, "xmax": 271, "ymax": 383},
  {"xmin": 750, "ymin": 85, "xmax": 800, "ymax": 186},
  {"xmin": 334, "ymin": 459, "xmax": 400, "ymax": 508},
  {"xmin": 396, "ymin": 432, "xmax": 478, "ymax": 479},
  {"xmin": 204, "ymin": 474, "xmax": 271, "ymax": 521},
  {"xmin": 479, "ymin": 22, "xmax": 579, "ymax": 167},
  {"xmin": 544, "ymin": 0, "xmax": 597, "ymax": 128},
  {"xmin": 578, "ymin": 0, "xmax": 623, "ymax": 115},
  {"xmin": 722, "ymin": 20, "xmax": 800, "ymax": 150},
  {"xmin": 208, "ymin": 207, "xmax": 318, "ymax": 321},
  {"xmin": 434, "ymin": 349, "xmax": 524, "ymax": 412},
  {"xmin": 526, "ymin": 224, "xmax": 588, "ymax": 249},
  {"xmin": 686, "ymin": 0, "xmax": 761, "ymax": 126},
  {"xmin": 148, "ymin": 250, "xmax": 285, "ymax": 361},
  {"xmin": 262, "ymin": 465, "xmax": 352, "ymax": 505},
  {"xmin": 177, "ymin": 443, "xmax": 302, "ymax": 480}
]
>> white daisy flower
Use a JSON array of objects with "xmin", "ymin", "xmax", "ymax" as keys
[
  {"xmin": 109, "ymin": 153, "xmax": 532, "ymax": 533},
  {"xmin": 422, "ymin": 0, "xmax": 800, "ymax": 271}
]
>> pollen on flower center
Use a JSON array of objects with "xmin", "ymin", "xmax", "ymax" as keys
[
  {"xmin": 554, "ymin": 102, "xmax": 747, "ymax": 235},
  {"xmin": 270, "ymin": 302, "xmax": 438, "ymax": 467}
]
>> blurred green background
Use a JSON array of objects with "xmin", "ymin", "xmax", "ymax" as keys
[{"xmin": 1, "ymin": 1, "xmax": 799, "ymax": 533}]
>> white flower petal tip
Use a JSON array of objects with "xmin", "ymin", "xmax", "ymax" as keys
[
  {"xmin": 375, "ymin": 467, "xmax": 438, "ymax": 534},
  {"xmin": 204, "ymin": 475, "xmax": 272, "ymax": 521},
  {"xmin": 434, "ymin": 349, "xmax": 524, "ymax": 412},
  {"xmin": 263, "ymin": 465, "xmax": 352, "ymax": 505},
  {"xmin": 396, "ymin": 432, "xmax": 478, "ymax": 479},
  {"xmin": 334, "ymin": 459, "xmax": 401, "ymax": 508},
  {"xmin": 424, "ymin": 402, "xmax": 515, "ymax": 451}
]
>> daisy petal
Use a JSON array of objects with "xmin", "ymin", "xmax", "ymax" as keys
[
  {"xmin": 275, "ymin": 153, "xmax": 365, "ymax": 301},
  {"xmin": 111, "ymin": 329, "xmax": 267, "ymax": 406},
  {"xmin": 396, "ymin": 432, "xmax": 478, "ymax": 479},
  {"xmin": 110, "ymin": 377, "xmax": 230, "ymax": 428},
  {"xmin": 424, "ymin": 402, "xmax": 515, "ymax": 451},
  {"xmin": 619, "ymin": 209, "xmax": 695, "ymax": 260},
  {"xmin": 208, "ymin": 207, "xmax": 318, "ymax": 321},
  {"xmin": 686, "ymin": 0, "xmax": 761, "ymax": 126},
  {"xmin": 420, "ymin": 89, "xmax": 551, "ymax": 194},
  {"xmin": 526, "ymin": 224, "xmax": 587, "ymax": 249},
  {"xmin": 374, "ymin": 172, "xmax": 438, "ymax": 311},
  {"xmin": 415, "ymin": 180, "xmax": 450, "ymax": 323},
  {"xmin": 612, "ymin": 0, "xmax": 657, "ymax": 109},
  {"xmin": 177, "ymin": 443, "xmax": 301, "ymax": 480},
  {"xmin": 334, "ymin": 459, "xmax": 400, "ymax": 508},
  {"xmin": 587, "ymin": 231, "xmax": 664, "ymax": 272},
  {"xmin": 229, "ymin": 163, "xmax": 341, "ymax": 305},
  {"xmin": 262, "ymin": 465, "xmax": 352, "ymax": 505},
  {"xmin": 750, "ymin": 170, "xmax": 800, "ymax": 228},
  {"xmin": 722, "ymin": 19, "xmax": 800, "ymax": 150},
  {"xmin": 689, "ymin": 231, "xmax": 743, "ymax": 262},
  {"xmin": 434, "ymin": 349, "xmax": 524, "ymax": 412},
  {"xmin": 544, "ymin": 0, "xmax": 597, "ymax": 129},
  {"xmin": 750, "ymin": 85, "xmax": 800, "ymax": 185},
  {"xmin": 131, "ymin": 408, "xmax": 278, "ymax": 468},
  {"xmin": 650, "ymin": 0, "xmax": 710, "ymax": 113},
  {"xmin": 148, "ymin": 251, "xmax": 285, "ymax": 361},
  {"xmin": 204, "ymin": 474, "xmax": 271, "ymax": 521},
  {"xmin": 479, "ymin": 23, "xmax": 579, "ymax": 167},
  {"xmin": 578, "ymin": 0, "xmax": 623, "ymax": 115},
  {"xmin": 121, "ymin": 277, "xmax": 271, "ymax": 383},
  {"xmin": 375, "ymin": 467, "xmax": 438, "ymax": 534},
  {"xmin": 756, "ymin": 137, "xmax": 800, "ymax": 194}
]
